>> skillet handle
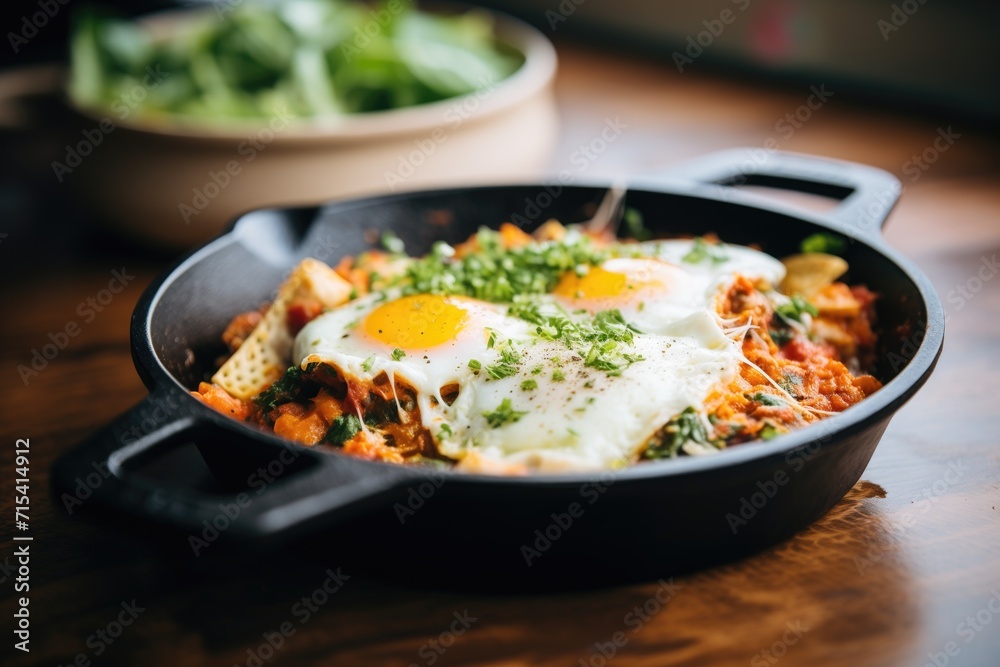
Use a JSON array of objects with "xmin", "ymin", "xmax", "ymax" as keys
[
  {"xmin": 51, "ymin": 386, "xmax": 408, "ymax": 546},
  {"xmin": 653, "ymin": 148, "xmax": 903, "ymax": 239}
]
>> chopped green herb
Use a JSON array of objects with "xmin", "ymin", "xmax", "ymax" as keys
[
  {"xmin": 683, "ymin": 237, "xmax": 728, "ymax": 264},
  {"xmin": 325, "ymin": 414, "xmax": 362, "ymax": 446},
  {"xmin": 508, "ymin": 298, "xmax": 643, "ymax": 376},
  {"xmin": 643, "ymin": 407, "xmax": 710, "ymax": 459},
  {"xmin": 775, "ymin": 294, "xmax": 819, "ymax": 323},
  {"xmin": 468, "ymin": 359, "xmax": 482, "ymax": 370},
  {"xmin": 381, "ymin": 231, "xmax": 405, "ymax": 254},
  {"xmin": 439, "ymin": 423, "xmax": 453, "ymax": 438},
  {"xmin": 623, "ymin": 207, "xmax": 651, "ymax": 241},
  {"xmin": 759, "ymin": 423, "xmax": 783, "ymax": 440},
  {"xmin": 482, "ymin": 398, "xmax": 527, "ymax": 428},
  {"xmin": 769, "ymin": 328, "xmax": 795, "ymax": 347},
  {"xmin": 254, "ymin": 366, "xmax": 305, "ymax": 415},
  {"xmin": 485, "ymin": 336, "xmax": 521, "ymax": 379},
  {"xmin": 747, "ymin": 392, "xmax": 784, "ymax": 407},
  {"xmin": 552, "ymin": 369, "xmax": 565, "ymax": 382},
  {"xmin": 395, "ymin": 226, "xmax": 608, "ymax": 303},
  {"xmin": 391, "ymin": 348, "xmax": 406, "ymax": 361},
  {"xmin": 520, "ymin": 379, "xmax": 538, "ymax": 391},
  {"xmin": 486, "ymin": 363, "xmax": 518, "ymax": 380},
  {"xmin": 361, "ymin": 355, "xmax": 375, "ymax": 373},
  {"xmin": 779, "ymin": 373, "xmax": 803, "ymax": 396},
  {"xmin": 800, "ymin": 232, "xmax": 848, "ymax": 255},
  {"xmin": 530, "ymin": 365, "xmax": 543, "ymax": 375}
]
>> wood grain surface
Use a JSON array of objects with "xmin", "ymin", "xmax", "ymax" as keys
[{"xmin": 1, "ymin": 44, "xmax": 999, "ymax": 667}]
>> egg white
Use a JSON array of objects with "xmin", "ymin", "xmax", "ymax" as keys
[{"xmin": 291, "ymin": 239, "xmax": 785, "ymax": 473}]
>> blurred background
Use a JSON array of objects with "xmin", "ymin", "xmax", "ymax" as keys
[{"xmin": 0, "ymin": 0, "xmax": 997, "ymax": 265}]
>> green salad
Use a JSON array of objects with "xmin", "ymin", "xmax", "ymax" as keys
[{"xmin": 69, "ymin": 0, "xmax": 522, "ymax": 124}]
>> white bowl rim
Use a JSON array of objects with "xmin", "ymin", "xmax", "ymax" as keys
[{"xmin": 67, "ymin": 5, "xmax": 558, "ymax": 145}]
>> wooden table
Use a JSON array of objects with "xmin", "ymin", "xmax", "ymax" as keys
[{"xmin": 2, "ymin": 44, "xmax": 999, "ymax": 667}]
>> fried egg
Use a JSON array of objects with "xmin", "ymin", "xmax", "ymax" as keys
[
  {"xmin": 292, "ymin": 239, "xmax": 786, "ymax": 473},
  {"xmin": 551, "ymin": 241, "xmax": 784, "ymax": 335}
]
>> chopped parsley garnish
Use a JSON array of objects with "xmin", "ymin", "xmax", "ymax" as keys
[
  {"xmin": 682, "ymin": 237, "xmax": 728, "ymax": 264},
  {"xmin": 325, "ymin": 413, "xmax": 362, "ymax": 445},
  {"xmin": 391, "ymin": 348, "xmax": 406, "ymax": 361},
  {"xmin": 508, "ymin": 298, "xmax": 643, "ymax": 376},
  {"xmin": 643, "ymin": 407, "xmax": 710, "ymax": 459},
  {"xmin": 623, "ymin": 206, "xmax": 651, "ymax": 241},
  {"xmin": 381, "ymin": 230, "xmax": 405, "ymax": 254},
  {"xmin": 486, "ymin": 363, "xmax": 518, "ymax": 380},
  {"xmin": 254, "ymin": 366, "xmax": 305, "ymax": 415},
  {"xmin": 779, "ymin": 372, "xmax": 803, "ymax": 396},
  {"xmin": 769, "ymin": 327, "xmax": 795, "ymax": 347},
  {"xmin": 775, "ymin": 294, "xmax": 818, "ymax": 323},
  {"xmin": 530, "ymin": 365, "xmax": 543, "ymax": 375},
  {"xmin": 520, "ymin": 379, "xmax": 538, "ymax": 391},
  {"xmin": 468, "ymin": 359, "xmax": 482, "ymax": 370},
  {"xmin": 482, "ymin": 398, "xmax": 527, "ymax": 428},
  {"xmin": 552, "ymin": 369, "xmax": 565, "ymax": 381},
  {"xmin": 396, "ymin": 227, "xmax": 608, "ymax": 302},
  {"xmin": 439, "ymin": 423, "xmax": 453, "ymax": 438},
  {"xmin": 361, "ymin": 355, "xmax": 375, "ymax": 372},
  {"xmin": 759, "ymin": 423, "xmax": 783, "ymax": 440},
  {"xmin": 800, "ymin": 232, "xmax": 847, "ymax": 255},
  {"xmin": 485, "ymin": 335, "xmax": 521, "ymax": 379},
  {"xmin": 747, "ymin": 392, "xmax": 784, "ymax": 407}
]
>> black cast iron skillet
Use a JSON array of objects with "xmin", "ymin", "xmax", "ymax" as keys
[{"xmin": 52, "ymin": 149, "xmax": 943, "ymax": 589}]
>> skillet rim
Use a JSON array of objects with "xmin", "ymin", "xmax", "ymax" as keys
[{"xmin": 131, "ymin": 179, "xmax": 945, "ymax": 488}]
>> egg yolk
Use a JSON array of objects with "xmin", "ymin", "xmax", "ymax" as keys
[
  {"xmin": 553, "ymin": 258, "xmax": 696, "ymax": 312},
  {"xmin": 363, "ymin": 294, "xmax": 468, "ymax": 349},
  {"xmin": 553, "ymin": 266, "xmax": 630, "ymax": 300}
]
